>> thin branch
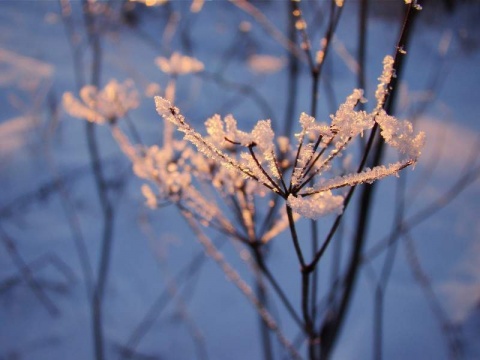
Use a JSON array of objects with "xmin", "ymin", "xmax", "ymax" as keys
[
  {"xmin": 248, "ymin": 144, "xmax": 284, "ymax": 196},
  {"xmin": 230, "ymin": 0, "xmax": 303, "ymax": 60},
  {"xmin": 183, "ymin": 212, "xmax": 302, "ymax": 360},
  {"xmin": 286, "ymin": 205, "xmax": 306, "ymax": 268},
  {"xmin": 364, "ymin": 162, "xmax": 480, "ymax": 264},
  {"xmin": 318, "ymin": 4, "xmax": 419, "ymax": 356},
  {"xmin": 252, "ymin": 245, "xmax": 304, "ymax": 329},
  {"xmin": 373, "ymin": 153, "xmax": 407, "ymax": 360},
  {"xmin": 0, "ymin": 225, "xmax": 60, "ymax": 316},
  {"xmin": 403, "ymin": 232, "xmax": 464, "ymax": 359}
]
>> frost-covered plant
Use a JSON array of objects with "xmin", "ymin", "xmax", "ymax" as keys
[
  {"xmin": 110, "ymin": 112, "xmax": 289, "ymax": 244},
  {"xmin": 62, "ymin": 55, "xmax": 424, "ymax": 251},
  {"xmin": 155, "ymin": 52, "xmax": 204, "ymax": 76},
  {"xmin": 152, "ymin": 55, "xmax": 424, "ymax": 221},
  {"xmin": 63, "ymin": 79, "xmax": 139, "ymax": 124},
  {"xmin": 60, "ymin": 4, "xmax": 427, "ymax": 358}
]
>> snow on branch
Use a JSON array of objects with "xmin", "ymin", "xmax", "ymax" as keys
[
  {"xmin": 376, "ymin": 110, "xmax": 425, "ymax": 159},
  {"xmin": 155, "ymin": 96, "xmax": 282, "ymax": 193},
  {"xmin": 301, "ymin": 159, "xmax": 415, "ymax": 196},
  {"xmin": 287, "ymin": 191, "xmax": 344, "ymax": 220}
]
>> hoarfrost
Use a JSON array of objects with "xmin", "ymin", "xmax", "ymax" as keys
[{"xmin": 287, "ymin": 192, "xmax": 344, "ymax": 220}]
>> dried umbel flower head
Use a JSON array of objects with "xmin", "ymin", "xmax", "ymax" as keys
[
  {"xmin": 0, "ymin": 48, "xmax": 53, "ymax": 90},
  {"xmin": 63, "ymin": 79, "xmax": 139, "ymax": 124},
  {"xmin": 247, "ymin": 54, "xmax": 286, "ymax": 74},
  {"xmin": 154, "ymin": 56, "xmax": 425, "ymax": 220},
  {"xmin": 155, "ymin": 52, "xmax": 204, "ymax": 76}
]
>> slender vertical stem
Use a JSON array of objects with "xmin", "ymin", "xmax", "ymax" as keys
[
  {"xmin": 183, "ymin": 214, "xmax": 302, "ymax": 360},
  {"xmin": 0, "ymin": 226, "xmax": 59, "ymax": 316},
  {"xmin": 82, "ymin": 2, "xmax": 116, "ymax": 359},
  {"xmin": 308, "ymin": 46, "xmax": 321, "ymax": 349},
  {"xmin": 373, "ymin": 153, "xmax": 406, "ymax": 360},
  {"xmin": 286, "ymin": 205, "xmax": 306, "ymax": 268},
  {"xmin": 286, "ymin": 203, "xmax": 318, "ymax": 358},
  {"xmin": 283, "ymin": 0, "xmax": 300, "ymax": 137},
  {"xmin": 301, "ymin": 270, "xmax": 316, "ymax": 360},
  {"xmin": 319, "ymin": 4, "xmax": 419, "ymax": 357},
  {"xmin": 255, "ymin": 265, "xmax": 273, "ymax": 360},
  {"xmin": 252, "ymin": 246, "xmax": 304, "ymax": 328},
  {"xmin": 310, "ymin": 220, "xmax": 318, "ymax": 329},
  {"xmin": 45, "ymin": 88, "xmax": 95, "ymax": 299},
  {"xmin": 373, "ymin": 287, "xmax": 383, "ymax": 360},
  {"xmin": 60, "ymin": 2, "xmax": 108, "ymax": 358},
  {"xmin": 357, "ymin": 0, "xmax": 368, "ymax": 105}
]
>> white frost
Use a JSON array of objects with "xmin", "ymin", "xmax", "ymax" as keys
[{"xmin": 287, "ymin": 192, "xmax": 344, "ymax": 220}]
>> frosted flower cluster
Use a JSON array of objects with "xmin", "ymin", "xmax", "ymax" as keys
[
  {"xmin": 63, "ymin": 79, "xmax": 139, "ymax": 124},
  {"xmin": 64, "ymin": 55, "xmax": 424, "ymax": 240},
  {"xmin": 0, "ymin": 48, "xmax": 53, "ymax": 90},
  {"xmin": 111, "ymin": 118, "xmax": 275, "ymax": 241},
  {"xmin": 155, "ymin": 52, "xmax": 204, "ymax": 76},
  {"xmin": 154, "ymin": 56, "xmax": 425, "ymax": 220},
  {"xmin": 247, "ymin": 54, "xmax": 285, "ymax": 74}
]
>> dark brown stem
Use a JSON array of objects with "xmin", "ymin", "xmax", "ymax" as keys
[
  {"xmin": 0, "ymin": 226, "xmax": 60, "ymax": 316},
  {"xmin": 82, "ymin": 3, "xmax": 115, "ymax": 359},
  {"xmin": 318, "ymin": 4, "xmax": 419, "ymax": 357},
  {"xmin": 255, "ymin": 263, "xmax": 274, "ymax": 360},
  {"xmin": 248, "ymin": 144, "xmax": 284, "ymax": 196},
  {"xmin": 286, "ymin": 204, "xmax": 306, "ymax": 268},
  {"xmin": 252, "ymin": 244, "xmax": 304, "ymax": 329},
  {"xmin": 373, "ymin": 154, "xmax": 407, "ymax": 360},
  {"xmin": 283, "ymin": 0, "xmax": 300, "ymax": 137}
]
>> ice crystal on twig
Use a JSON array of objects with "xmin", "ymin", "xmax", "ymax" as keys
[
  {"xmin": 155, "ymin": 96, "xmax": 283, "ymax": 193},
  {"xmin": 115, "ymin": 125, "xmax": 237, "ymax": 234},
  {"xmin": 287, "ymin": 191, "xmax": 344, "ymax": 220},
  {"xmin": 303, "ymin": 160, "xmax": 414, "ymax": 195},
  {"xmin": 376, "ymin": 111, "xmax": 425, "ymax": 159},
  {"xmin": 375, "ymin": 55, "xmax": 395, "ymax": 111},
  {"xmin": 330, "ymin": 89, "xmax": 372, "ymax": 140}
]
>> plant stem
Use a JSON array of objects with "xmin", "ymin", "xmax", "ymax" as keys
[
  {"xmin": 252, "ymin": 245, "xmax": 304, "ymax": 329},
  {"xmin": 318, "ymin": 4, "xmax": 419, "ymax": 357},
  {"xmin": 286, "ymin": 205, "xmax": 306, "ymax": 268},
  {"xmin": 82, "ymin": 3, "xmax": 115, "ymax": 359},
  {"xmin": 255, "ymin": 265, "xmax": 274, "ymax": 360}
]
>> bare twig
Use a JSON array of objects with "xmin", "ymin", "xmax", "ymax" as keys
[
  {"xmin": 0, "ymin": 225, "xmax": 60, "ymax": 316},
  {"xmin": 183, "ymin": 212, "xmax": 302, "ymax": 360}
]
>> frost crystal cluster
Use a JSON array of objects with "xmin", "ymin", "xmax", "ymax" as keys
[
  {"xmin": 62, "ymin": 56, "xmax": 425, "ymax": 238},
  {"xmin": 153, "ymin": 56, "xmax": 425, "ymax": 220}
]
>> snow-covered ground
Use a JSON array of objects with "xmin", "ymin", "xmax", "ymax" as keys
[{"xmin": 1, "ymin": 1, "xmax": 479, "ymax": 359}]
